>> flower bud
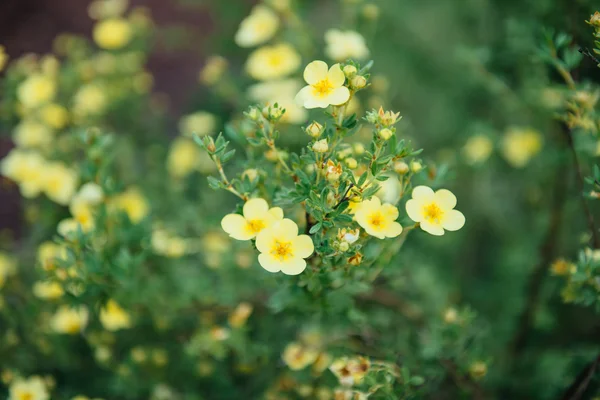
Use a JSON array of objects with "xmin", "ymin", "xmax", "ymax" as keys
[
  {"xmin": 394, "ymin": 161, "xmax": 409, "ymax": 175},
  {"xmin": 351, "ymin": 75, "xmax": 367, "ymax": 89},
  {"xmin": 325, "ymin": 160, "xmax": 343, "ymax": 182},
  {"xmin": 362, "ymin": 4, "xmax": 380, "ymax": 20},
  {"xmin": 338, "ymin": 241, "xmax": 350, "ymax": 252},
  {"xmin": 241, "ymin": 168, "xmax": 259, "ymax": 182},
  {"xmin": 588, "ymin": 11, "xmax": 600, "ymax": 27},
  {"xmin": 348, "ymin": 252, "xmax": 363, "ymax": 266},
  {"xmin": 469, "ymin": 362, "xmax": 487, "ymax": 380},
  {"xmin": 410, "ymin": 160, "xmax": 422, "ymax": 173},
  {"xmin": 378, "ymin": 128, "xmax": 393, "ymax": 140},
  {"xmin": 312, "ymin": 139, "xmax": 329, "ymax": 153},
  {"xmin": 443, "ymin": 308, "xmax": 458, "ymax": 324},
  {"xmin": 306, "ymin": 121, "xmax": 324, "ymax": 138},
  {"xmin": 343, "ymin": 65, "xmax": 358, "ymax": 78},
  {"xmin": 245, "ymin": 107, "xmax": 261, "ymax": 121},
  {"xmin": 345, "ymin": 157, "xmax": 358, "ymax": 169},
  {"xmin": 353, "ymin": 143, "xmax": 365, "ymax": 155}
]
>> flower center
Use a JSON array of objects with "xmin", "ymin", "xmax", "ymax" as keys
[
  {"xmin": 270, "ymin": 240, "xmax": 293, "ymax": 261},
  {"xmin": 368, "ymin": 212, "xmax": 385, "ymax": 229},
  {"xmin": 423, "ymin": 203, "xmax": 443, "ymax": 223},
  {"xmin": 247, "ymin": 219, "xmax": 265, "ymax": 234},
  {"xmin": 312, "ymin": 79, "xmax": 334, "ymax": 97},
  {"xmin": 66, "ymin": 320, "xmax": 81, "ymax": 334},
  {"xmin": 268, "ymin": 54, "xmax": 282, "ymax": 67},
  {"xmin": 18, "ymin": 393, "xmax": 33, "ymax": 400}
]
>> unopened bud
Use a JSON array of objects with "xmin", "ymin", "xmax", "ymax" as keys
[
  {"xmin": 246, "ymin": 107, "xmax": 261, "ymax": 121},
  {"xmin": 353, "ymin": 143, "xmax": 365, "ymax": 155},
  {"xmin": 469, "ymin": 362, "xmax": 487, "ymax": 380},
  {"xmin": 343, "ymin": 65, "xmax": 358, "ymax": 78},
  {"xmin": 306, "ymin": 121, "xmax": 324, "ymax": 138},
  {"xmin": 351, "ymin": 75, "xmax": 367, "ymax": 89},
  {"xmin": 362, "ymin": 4, "xmax": 379, "ymax": 20},
  {"xmin": 443, "ymin": 308, "xmax": 458, "ymax": 324},
  {"xmin": 241, "ymin": 168, "xmax": 259, "ymax": 182},
  {"xmin": 378, "ymin": 128, "xmax": 393, "ymax": 140},
  {"xmin": 394, "ymin": 161, "xmax": 409, "ymax": 175},
  {"xmin": 312, "ymin": 139, "xmax": 329, "ymax": 153},
  {"xmin": 345, "ymin": 157, "xmax": 358, "ymax": 169},
  {"xmin": 588, "ymin": 11, "xmax": 600, "ymax": 27},
  {"xmin": 410, "ymin": 160, "xmax": 422, "ymax": 173},
  {"xmin": 338, "ymin": 241, "xmax": 350, "ymax": 252}
]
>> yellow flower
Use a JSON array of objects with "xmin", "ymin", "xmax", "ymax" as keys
[
  {"xmin": 113, "ymin": 187, "xmax": 150, "ymax": 223},
  {"xmin": 33, "ymin": 281, "xmax": 64, "ymax": 300},
  {"xmin": 73, "ymin": 84, "xmax": 107, "ymax": 117},
  {"xmin": 246, "ymin": 43, "xmax": 301, "ymax": 81},
  {"xmin": 282, "ymin": 342, "xmax": 319, "ymax": 370},
  {"xmin": 354, "ymin": 196, "xmax": 403, "ymax": 239},
  {"xmin": 50, "ymin": 305, "xmax": 89, "ymax": 334},
  {"xmin": 256, "ymin": 219, "xmax": 314, "ymax": 275},
  {"xmin": 550, "ymin": 258, "xmax": 576, "ymax": 276},
  {"xmin": 221, "ymin": 198, "xmax": 284, "ymax": 240},
  {"xmin": 199, "ymin": 55, "xmax": 228, "ymax": 85},
  {"xmin": 73, "ymin": 182, "xmax": 104, "ymax": 205},
  {"xmin": 0, "ymin": 253, "xmax": 16, "ymax": 289},
  {"xmin": 41, "ymin": 103, "xmax": 69, "ymax": 130},
  {"xmin": 37, "ymin": 242, "xmax": 68, "ymax": 271},
  {"xmin": 375, "ymin": 176, "xmax": 402, "ymax": 204},
  {"xmin": 405, "ymin": 186, "xmax": 465, "ymax": 236},
  {"xmin": 167, "ymin": 137, "xmax": 201, "ymax": 178},
  {"xmin": 247, "ymin": 80, "xmax": 308, "ymax": 124},
  {"xmin": 88, "ymin": 0, "xmax": 129, "ymax": 19},
  {"xmin": 469, "ymin": 361, "xmax": 488, "ymax": 380},
  {"xmin": 178, "ymin": 111, "xmax": 217, "ymax": 137},
  {"xmin": 295, "ymin": 61, "xmax": 350, "ymax": 109},
  {"xmin": 324, "ymin": 29, "xmax": 369, "ymax": 61},
  {"xmin": 100, "ymin": 299, "xmax": 132, "ymax": 331},
  {"xmin": 463, "ymin": 134, "xmax": 493, "ymax": 165},
  {"xmin": 1, "ymin": 150, "xmax": 46, "ymax": 198},
  {"xmin": 17, "ymin": 74, "xmax": 56, "ymax": 108},
  {"xmin": 330, "ymin": 356, "xmax": 370, "ymax": 386},
  {"xmin": 501, "ymin": 127, "xmax": 542, "ymax": 168},
  {"xmin": 235, "ymin": 5, "xmax": 279, "ymax": 48},
  {"xmin": 42, "ymin": 162, "xmax": 78, "ymax": 205},
  {"xmin": 13, "ymin": 120, "xmax": 53, "ymax": 148},
  {"xmin": 151, "ymin": 229, "xmax": 187, "ymax": 258},
  {"xmin": 0, "ymin": 46, "xmax": 8, "ymax": 72},
  {"xmin": 69, "ymin": 200, "xmax": 96, "ymax": 232},
  {"xmin": 228, "ymin": 302, "xmax": 254, "ymax": 328},
  {"xmin": 93, "ymin": 18, "xmax": 132, "ymax": 50},
  {"xmin": 8, "ymin": 376, "xmax": 49, "ymax": 400}
]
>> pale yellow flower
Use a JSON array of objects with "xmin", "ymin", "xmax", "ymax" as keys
[
  {"xmin": 246, "ymin": 43, "xmax": 301, "ymax": 81},
  {"xmin": 463, "ymin": 135, "xmax": 493, "ymax": 165},
  {"xmin": 167, "ymin": 137, "xmax": 201, "ymax": 178},
  {"xmin": 37, "ymin": 242, "xmax": 68, "ymax": 271},
  {"xmin": 501, "ymin": 127, "xmax": 543, "ymax": 168},
  {"xmin": 69, "ymin": 200, "xmax": 96, "ymax": 232},
  {"xmin": 41, "ymin": 103, "xmax": 69, "ymax": 130},
  {"xmin": 151, "ymin": 229, "xmax": 187, "ymax": 258},
  {"xmin": 354, "ymin": 196, "xmax": 402, "ymax": 239},
  {"xmin": 1, "ymin": 150, "xmax": 46, "ymax": 198},
  {"xmin": 324, "ymin": 29, "xmax": 369, "ymax": 61},
  {"xmin": 50, "ymin": 305, "xmax": 89, "ymax": 334},
  {"xmin": 0, "ymin": 253, "xmax": 16, "ymax": 289},
  {"xmin": 93, "ymin": 18, "xmax": 132, "ymax": 50},
  {"xmin": 17, "ymin": 74, "xmax": 56, "ymax": 108},
  {"xmin": 228, "ymin": 302, "xmax": 254, "ymax": 328},
  {"xmin": 100, "ymin": 299, "xmax": 132, "ymax": 331},
  {"xmin": 375, "ymin": 176, "xmax": 402, "ymax": 204},
  {"xmin": 33, "ymin": 281, "xmax": 64, "ymax": 300},
  {"xmin": 405, "ymin": 186, "xmax": 465, "ymax": 236},
  {"xmin": 0, "ymin": 46, "xmax": 8, "ymax": 72},
  {"xmin": 329, "ymin": 356, "xmax": 370, "ymax": 386},
  {"xmin": 178, "ymin": 111, "xmax": 216, "ymax": 137},
  {"xmin": 247, "ymin": 79, "xmax": 308, "ymax": 124},
  {"xmin": 112, "ymin": 187, "xmax": 150, "ymax": 223},
  {"xmin": 296, "ymin": 61, "xmax": 350, "ymax": 109},
  {"xmin": 235, "ymin": 5, "xmax": 279, "ymax": 48},
  {"xmin": 221, "ymin": 198, "xmax": 283, "ymax": 240},
  {"xmin": 88, "ymin": 0, "xmax": 129, "ymax": 19},
  {"xmin": 199, "ymin": 55, "xmax": 228, "ymax": 85},
  {"xmin": 282, "ymin": 342, "xmax": 319, "ymax": 370},
  {"xmin": 13, "ymin": 120, "xmax": 53, "ymax": 148},
  {"xmin": 73, "ymin": 182, "xmax": 104, "ymax": 205},
  {"xmin": 256, "ymin": 219, "xmax": 314, "ymax": 275},
  {"xmin": 550, "ymin": 258, "xmax": 576, "ymax": 276},
  {"xmin": 8, "ymin": 376, "xmax": 49, "ymax": 400},
  {"xmin": 42, "ymin": 162, "xmax": 78, "ymax": 205},
  {"xmin": 73, "ymin": 84, "xmax": 107, "ymax": 117}
]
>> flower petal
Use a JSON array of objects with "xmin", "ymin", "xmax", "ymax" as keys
[
  {"xmin": 295, "ymin": 85, "xmax": 313, "ymax": 106},
  {"xmin": 385, "ymin": 222, "xmax": 403, "ymax": 238},
  {"xmin": 405, "ymin": 199, "xmax": 423, "ymax": 222},
  {"xmin": 420, "ymin": 221, "xmax": 444, "ymax": 236},
  {"xmin": 293, "ymin": 235, "xmax": 314, "ymax": 258},
  {"xmin": 303, "ymin": 96, "xmax": 332, "ymax": 109},
  {"xmin": 435, "ymin": 189, "xmax": 457, "ymax": 209},
  {"xmin": 411, "ymin": 186, "xmax": 434, "ymax": 200},
  {"xmin": 327, "ymin": 64, "xmax": 345, "ymax": 87},
  {"xmin": 326, "ymin": 87, "xmax": 350, "ymax": 106},
  {"xmin": 442, "ymin": 209, "xmax": 465, "ymax": 231},
  {"xmin": 255, "ymin": 227, "xmax": 276, "ymax": 253},
  {"xmin": 381, "ymin": 204, "xmax": 399, "ymax": 220},
  {"xmin": 272, "ymin": 218, "xmax": 299, "ymax": 239},
  {"xmin": 268, "ymin": 207, "xmax": 284, "ymax": 220},
  {"xmin": 280, "ymin": 257, "xmax": 307, "ymax": 275},
  {"xmin": 221, "ymin": 213, "xmax": 254, "ymax": 240},
  {"xmin": 243, "ymin": 198, "xmax": 269, "ymax": 219},
  {"xmin": 258, "ymin": 253, "xmax": 281, "ymax": 273},
  {"xmin": 303, "ymin": 60, "xmax": 328, "ymax": 84}
]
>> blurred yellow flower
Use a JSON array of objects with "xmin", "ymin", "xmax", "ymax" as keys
[
  {"xmin": 37, "ymin": 242, "xmax": 68, "ymax": 271},
  {"xmin": 74, "ymin": 84, "xmax": 107, "ymax": 117},
  {"xmin": 0, "ymin": 150, "xmax": 45, "ymax": 198},
  {"xmin": 221, "ymin": 198, "xmax": 284, "ymax": 240},
  {"xmin": 73, "ymin": 182, "xmax": 104, "ymax": 205},
  {"xmin": 152, "ymin": 229, "xmax": 187, "ymax": 258},
  {"xmin": 88, "ymin": 0, "xmax": 129, "ymax": 20},
  {"xmin": 167, "ymin": 137, "xmax": 201, "ymax": 178},
  {"xmin": 42, "ymin": 162, "xmax": 79, "ymax": 205},
  {"xmin": 282, "ymin": 342, "xmax": 318, "ymax": 370},
  {"xmin": 329, "ymin": 356, "xmax": 370, "ymax": 386},
  {"xmin": 228, "ymin": 302, "xmax": 253, "ymax": 328},
  {"xmin": 199, "ymin": 55, "xmax": 228, "ymax": 85},
  {"xmin": 33, "ymin": 281, "xmax": 64, "ymax": 300},
  {"xmin": 406, "ymin": 186, "xmax": 465, "ymax": 236},
  {"xmin": 235, "ymin": 5, "xmax": 279, "ymax": 48},
  {"xmin": 0, "ymin": 253, "xmax": 16, "ymax": 289},
  {"xmin": 100, "ymin": 299, "xmax": 132, "ymax": 331},
  {"xmin": 501, "ymin": 127, "xmax": 543, "ymax": 168},
  {"xmin": 296, "ymin": 61, "xmax": 350, "ymax": 109},
  {"xmin": 324, "ymin": 29, "xmax": 369, "ymax": 61},
  {"xmin": 256, "ymin": 219, "xmax": 314, "ymax": 275},
  {"xmin": 550, "ymin": 258, "xmax": 576, "ymax": 276},
  {"xmin": 8, "ymin": 376, "xmax": 49, "ymax": 400},
  {"xmin": 0, "ymin": 46, "xmax": 8, "ymax": 72},
  {"xmin": 247, "ymin": 80, "xmax": 308, "ymax": 124},
  {"xmin": 375, "ymin": 175, "xmax": 402, "ymax": 205},
  {"xmin": 13, "ymin": 120, "xmax": 53, "ymax": 148},
  {"xmin": 355, "ymin": 196, "xmax": 403, "ymax": 239},
  {"xmin": 93, "ymin": 18, "xmax": 132, "ymax": 50},
  {"xmin": 178, "ymin": 111, "xmax": 217, "ymax": 137},
  {"xmin": 246, "ymin": 43, "xmax": 301, "ymax": 81},
  {"xmin": 50, "ymin": 305, "xmax": 89, "ymax": 334},
  {"xmin": 41, "ymin": 103, "xmax": 69, "ymax": 130},
  {"xmin": 463, "ymin": 134, "xmax": 493, "ymax": 165},
  {"xmin": 113, "ymin": 187, "xmax": 150, "ymax": 223},
  {"xmin": 17, "ymin": 74, "xmax": 56, "ymax": 108}
]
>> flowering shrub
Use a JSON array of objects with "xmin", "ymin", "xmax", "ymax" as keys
[{"xmin": 0, "ymin": 0, "xmax": 600, "ymax": 399}]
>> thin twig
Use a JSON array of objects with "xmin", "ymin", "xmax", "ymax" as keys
[{"xmin": 559, "ymin": 352, "xmax": 600, "ymax": 400}]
